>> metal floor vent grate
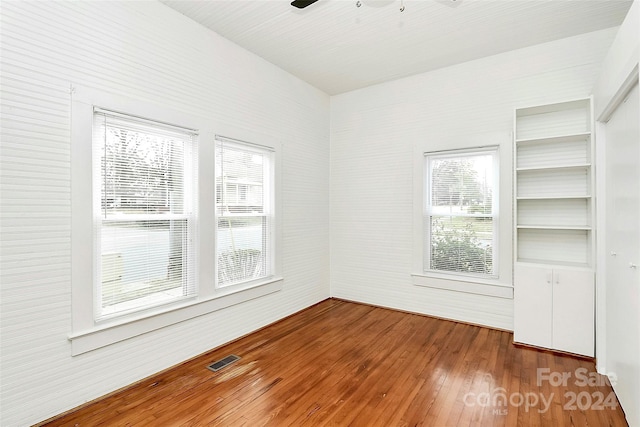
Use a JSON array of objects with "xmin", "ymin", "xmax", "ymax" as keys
[{"xmin": 207, "ymin": 354, "xmax": 240, "ymax": 372}]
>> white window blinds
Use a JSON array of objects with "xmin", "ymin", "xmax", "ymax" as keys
[
  {"xmin": 215, "ymin": 136, "xmax": 274, "ymax": 287},
  {"xmin": 93, "ymin": 109, "xmax": 196, "ymax": 319},
  {"xmin": 424, "ymin": 148, "xmax": 498, "ymax": 276}
]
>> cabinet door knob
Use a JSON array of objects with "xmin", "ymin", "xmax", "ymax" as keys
[
  {"xmin": 631, "ymin": 263, "xmax": 637, "ymax": 269},
  {"xmin": 610, "ymin": 251, "xmax": 617, "ymax": 256}
]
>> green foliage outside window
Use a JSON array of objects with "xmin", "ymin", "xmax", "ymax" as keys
[{"xmin": 430, "ymin": 219, "xmax": 493, "ymax": 274}]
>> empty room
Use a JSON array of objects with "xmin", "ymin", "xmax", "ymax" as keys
[{"xmin": 1, "ymin": 0, "xmax": 639, "ymax": 426}]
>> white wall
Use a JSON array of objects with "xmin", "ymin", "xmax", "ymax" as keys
[
  {"xmin": 592, "ymin": 1, "xmax": 639, "ymax": 425},
  {"xmin": 330, "ymin": 28, "xmax": 618, "ymax": 330},
  {"xmin": 594, "ymin": 0, "xmax": 639, "ymax": 376},
  {"xmin": 0, "ymin": 1, "xmax": 628, "ymax": 424},
  {"xmin": 0, "ymin": 2, "xmax": 330, "ymax": 425}
]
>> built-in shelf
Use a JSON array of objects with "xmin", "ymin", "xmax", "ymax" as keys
[
  {"xmin": 515, "ymin": 98, "xmax": 590, "ymax": 117},
  {"xmin": 514, "ymin": 97, "xmax": 595, "ymax": 358},
  {"xmin": 516, "ymin": 164, "xmax": 591, "ymax": 172},
  {"xmin": 515, "ymin": 98, "xmax": 591, "ymax": 141},
  {"xmin": 516, "ymin": 195, "xmax": 591, "ymax": 200},
  {"xmin": 516, "ymin": 259, "xmax": 590, "ymax": 269},
  {"xmin": 515, "ymin": 132, "xmax": 591, "ymax": 146},
  {"xmin": 516, "ymin": 225, "xmax": 591, "ymax": 230},
  {"xmin": 514, "ymin": 97, "xmax": 594, "ymax": 267}
]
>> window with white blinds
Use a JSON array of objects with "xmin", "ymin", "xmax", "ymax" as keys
[
  {"xmin": 215, "ymin": 136, "xmax": 274, "ymax": 287},
  {"xmin": 71, "ymin": 89, "xmax": 283, "ymax": 353},
  {"xmin": 424, "ymin": 148, "xmax": 498, "ymax": 277},
  {"xmin": 93, "ymin": 109, "xmax": 196, "ymax": 319}
]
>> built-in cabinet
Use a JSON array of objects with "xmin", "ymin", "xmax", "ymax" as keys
[
  {"xmin": 514, "ymin": 264, "xmax": 594, "ymax": 356},
  {"xmin": 513, "ymin": 98, "xmax": 595, "ymax": 357}
]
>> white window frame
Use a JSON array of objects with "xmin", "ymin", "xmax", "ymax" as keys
[
  {"xmin": 92, "ymin": 108, "xmax": 198, "ymax": 321},
  {"xmin": 424, "ymin": 147, "xmax": 499, "ymax": 279},
  {"xmin": 411, "ymin": 137, "xmax": 513, "ymax": 299},
  {"xmin": 214, "ymin": 135, "xmax": 276, "ymax": 289},
  {"xmin": 70, "ymin": 86, "xmax": 282, "ymax": 355}
]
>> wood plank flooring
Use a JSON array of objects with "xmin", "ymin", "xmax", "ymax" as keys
[{"xmin": 42, "ymin": 299, "xmax": 629, "ymax": 426}]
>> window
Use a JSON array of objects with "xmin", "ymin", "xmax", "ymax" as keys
[
  {"xmin": 215, "ymin": 136, "xmax": 274, "ymax": 287},
  {"xmin": 70, "ymin": 87, "xmax": 283, "ymax": 355},
  {"xmin": 424, "ymin": 148, "xmax": 498, "ymax": 277},
  {"xmin": 93, "ymin": 109, "xmax": 196, "ymax": 319}
]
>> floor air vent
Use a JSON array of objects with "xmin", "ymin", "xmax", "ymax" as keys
[{"xmin": 207, "ymin": 354, "xmax": 240, "ymax": 372}]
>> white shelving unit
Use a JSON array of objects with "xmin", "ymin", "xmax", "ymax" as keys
[
  {"xmin": 514, "ymin": 98, "xmax": 594, "ymax": 267},
  {"xmin": 513, "ymin": 98, "xmax": 595, "ymax": 357}
]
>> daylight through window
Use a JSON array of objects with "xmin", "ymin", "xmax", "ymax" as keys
[
  {"xmin": 424, "ymin": 148, "xmax": 498, "ymax": 277},
  {"xmin": 215, "ymin": 136, "xmax": 274, "ymax": 287},
  {"xmin": 94, "ymin": 109, "xmax": 196, "ymax": 319}
]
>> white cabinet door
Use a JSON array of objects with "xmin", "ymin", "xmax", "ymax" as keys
[
  {"xmin": 515, "ymin": 264, "xmax": 594, "ymax": 356},
  {"xmin": 514, "ymin": 264, "xmax": 552, "ymax": 348},
  {"xmin": 551, "ymin": 268, "xmax": 594, "ymax": 356}
]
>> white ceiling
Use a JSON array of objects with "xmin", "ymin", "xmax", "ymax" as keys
[{"xmin": 160, "ymin": 0, "xmax": 633, "ymax": 95}]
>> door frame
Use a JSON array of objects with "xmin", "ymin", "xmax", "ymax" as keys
[{"xmin": 594, "ymin": 64, "xmax": 639, "ymax": 373}]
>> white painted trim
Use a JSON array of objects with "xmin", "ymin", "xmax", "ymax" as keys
[
  {"xmin": 69, "ymin": 277, "xmax": 283, "ymax": 355},
  {"xmin": 212, "ymin": 133, "xmax": 283, "ymax": 292},
  {"xmin": 597, "ymin": 64, "xmax": 639, "ymax": 123},
  {"xmin": 412, "ymin": 274, "xmax": 513, "ymax": 299},
  {"xmin": 591, "ymin": 0, "xmax": 639, "ymax": 376},
  {"xmin": 422, "ymin": 146, "xmax": 500, "ymax": 278},
  {"xmin": 595, "ymin": 120, "xmax": 608, "ymax": 374},
  {"xmin": 412, "ymin": 132, "xmax": 513, "ymax": 298},
  {"xmin": 594, "ymin": 69, "xmax": 639, "ymax": 374},
  {"xmin": 71, "ymin": 85, "xmax": 213, "ymax": 332},
  {"xmin": 70, "ymin": 85, "xmax": 285, "ymax": 355}
]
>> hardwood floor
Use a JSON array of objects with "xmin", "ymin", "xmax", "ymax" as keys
[{"xmin": 43, "ymin": 299, "xmax": 628, "ymax": 426}]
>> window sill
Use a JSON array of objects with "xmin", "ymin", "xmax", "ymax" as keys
[
  {"xmin": 68, "ymin": 277, "xmax": 283, "ymax": 355},
  {"xmin": 411, "ymin": 273, "xmax": 513, "ymax": 299}
]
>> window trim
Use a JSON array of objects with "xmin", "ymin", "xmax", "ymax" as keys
[
  {"xmin": 67, "ymin": 278, "xmax": 283, "ymax": 355},
  {"xmin": 92, "ymin": 108, "xmax": 198, "ymax": 321},
  {"xmin": 423, "ymin": 146, "xmax": 499, "ymax": 279},
  {"xmin": 411, "ymin": 134, "xmax": 513, "ymax": 298},
  {"xmin": 70, "ymin": 86, "xmax": 282, "ymax": 355},
  {"xmin": 214, "ymin": 135, "xmax": 276, "ymax": 289}
]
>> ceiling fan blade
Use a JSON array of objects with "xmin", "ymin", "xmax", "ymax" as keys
[{"xmin": 291, "ymin": 0, "xmax": 320, "ymax": 9}]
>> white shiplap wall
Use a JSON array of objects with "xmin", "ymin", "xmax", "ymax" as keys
[
  {"xmin": 0, "ymin": 2, "xmax": 329, "ymax": 426},
  {"xmin": 330, "ymin": 28, "xmax": 618, "ymax": 330}
]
